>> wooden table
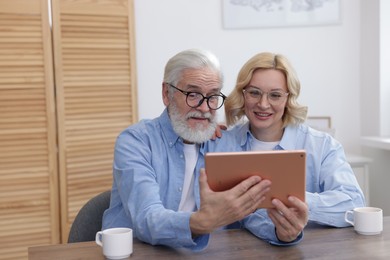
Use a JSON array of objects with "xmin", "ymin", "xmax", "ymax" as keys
[{"xmin": 29, "ymin": 217, "xmax": 390, "ymax": 259}]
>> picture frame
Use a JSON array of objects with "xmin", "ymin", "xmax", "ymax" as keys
[
  {"xmin": 306, "ymin": 116, "xmax": 335, "ymax": 136},
  {"xmin": 306, "ymin": 116, "xmax": 332, "ymax": 129},
  {"xmin": 222, "ymin": 0, "xmax": 341, "ymax": 29}
]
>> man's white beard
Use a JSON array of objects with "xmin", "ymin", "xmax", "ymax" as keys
[{"xmin": 169, "ymin": 102, "xmax": 217, "ymax": 144}]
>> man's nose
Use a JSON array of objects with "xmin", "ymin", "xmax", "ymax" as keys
[{"xmin": 196, "ymin": 99, "xmax": 210, "ymax": 112}]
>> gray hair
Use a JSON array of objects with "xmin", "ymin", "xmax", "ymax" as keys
[{"xmin": 163, "ymin": 49, "xmax": 223, "ymax": 96}]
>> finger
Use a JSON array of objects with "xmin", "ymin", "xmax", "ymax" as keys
[
  {"xmin": 287, "ymin": 196, "xmax": 309, "ymax": 226},
  {"xmin": 199, "ymin": 168, "xmax": 211, "ymax": 193},
  {"xmin": 213, "ymin": 125, "xmax": 224, "ymax": 139},
  {"xmin": 240, "ymin": 191, "xmax": 267, "ymax": 214},
  {"xmin": 272, "ymin": 197, "xmax": 307, "ymax": 223},
  {"xmin": 268, "ymin": 207, "xmax": 288, "ymax": 224},
  {"xmin": 270, "ymin": 199, "xmax": 297, "ymax": 228},
  {"xmin": 267, "ymin": 209, "xmax": 291, "ymax": 240},
  {"xmin": 219, "ymin": 124, "xmax": 227, "ymax": 130},
  {"xmin": 268, "ymin": 208, "xmax": 296, "ymax": 239},
  {"xmin": 231, "ymin": 176, "xmax": 262, "ymax": 196},
  {"xmin": 215, "ymin": 127, "xmax": 222, "ymax": 138},
  {"xmin": 267, "ymin": 208, "xmax": 282, "ymax": 226},
  {"xmin": 287, "ymin": 196, "xmax": 308, "ymax": 211},
  {"xmin": 236, "ymin": 180, "xmax": 271, "ymax": 212},
  {"xmin": 271, "ymin": 198, "xmax": 290, "ymax": 216},
  {"xmin": 210, "ymin": 125, "xmax": 221, "ymax": 140},
  {"xmin": 271, "ymin": 198, "xmax": 307, "ymax": 232}
]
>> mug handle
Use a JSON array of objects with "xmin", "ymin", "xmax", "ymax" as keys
[
  {"xmin": 344, "ymin": 210, "xmax": 354, "ymax": 226},
  {"xmin": 95, "ymin": 231, "xmax": 103, "ymax": 247}
]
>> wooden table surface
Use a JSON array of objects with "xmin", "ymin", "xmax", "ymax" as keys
[{"xmin": 29, "ymin": 216, "xmax": 390, "ymax": 259}]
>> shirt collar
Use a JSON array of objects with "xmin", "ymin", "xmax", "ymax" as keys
[
  {"xmin": 236, "ymin": 121, "xmax": 299, "ymax": 151},
  {"xmin": 234, "ymin": 121, "xmax": 252, "ymax": 148},
  {"xmin": 278, "ymin": 125, "xmax": 299, "ymax": 150}
]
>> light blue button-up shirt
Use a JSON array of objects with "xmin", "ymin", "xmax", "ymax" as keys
[
  {"xmin": 102, "ymin": 109, "xmax": 302, "ymax": 251},
  {"xmin": 229, "ymin": 122, "xmax": 366, "ymax": 227}
]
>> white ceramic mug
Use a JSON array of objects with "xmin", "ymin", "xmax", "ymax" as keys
[
  {"xmin": 95, "ymin": 227, "xmax": 133, "ymax": 259},
  {"xmin": 344, "ymin": 207, "xmax": 383, "ymax": 235}
]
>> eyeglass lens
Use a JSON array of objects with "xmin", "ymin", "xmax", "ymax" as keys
[
  {"xmin": 186, "ymin": 93, "xmax": 224, "ymax": 110},
  {"xmin": 168, "ymin": 83, "xmax": 225, "ymax": 110},
  {"xmin": 243, "ymin": 87, "xmax": 288, "ymax": 105}
]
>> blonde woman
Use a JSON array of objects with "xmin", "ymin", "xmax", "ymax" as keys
[{"xmin": 225, "ymin": 52, "xmax": 365, "ymax": 227}]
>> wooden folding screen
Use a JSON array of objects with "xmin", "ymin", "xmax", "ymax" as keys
[
  {"xmin": 0, "ymin": 0, "xmax": 60, "ymax": 259},
  {"xmin": 51, "ymin": 0, "xmax": 138, "ymax": 242},
  {"xmin": 0, "ymin": 0, "xmax": 137, "ymax": 258}
]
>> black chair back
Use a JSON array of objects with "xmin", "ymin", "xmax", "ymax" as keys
[{"xmin": 68, "ymin": 190, "xmax": 111, "ymax": 243}]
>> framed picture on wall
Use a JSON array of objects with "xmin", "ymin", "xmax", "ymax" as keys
[
  {"xmin": 306, "ymin": 116, "xmax": 335, "ymax": 136},
  {"xmin": 306, "ymin": 116, "xmax": 332, "ymax": 129},
  {"xmin": 222, "ymin": 0, "xmax": 341, "ymax": 29}
]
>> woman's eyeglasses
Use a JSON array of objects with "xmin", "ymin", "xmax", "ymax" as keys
[{"xmin": 242, "ymin": 87, "xmax": 289, "ymax": 105}]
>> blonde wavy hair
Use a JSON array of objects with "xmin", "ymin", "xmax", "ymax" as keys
[{"xmin": 224, "ymin": 52, "xmax": 307, "ymax": 127}]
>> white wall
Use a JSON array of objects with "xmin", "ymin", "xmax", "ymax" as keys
[
  {"xmin": 380, "ymin": 1, "xmax": 390, "ymax": 136},
  {"xmin": 133, "ymin": 0, "xmax": 361, "ymax": 154},
  {"xmin": 360, "ymin": 0, "xmax": 390, "ymax": 216},
  {"xmin": 133, "ymin": 0, "xmax": 389, "ymax": 215}
]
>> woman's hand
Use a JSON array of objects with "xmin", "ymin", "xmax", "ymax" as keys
[
  {"xmin": 267, "ymin": 196, "xmax": 308, "ymax": 242},
  {"xmin": 211, "ymin": 124, "xmax": 227, "ymax": 140}
]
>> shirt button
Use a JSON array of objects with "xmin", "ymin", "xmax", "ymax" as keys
[
  {"xmin": 179, "ymin": 187, "xmax": 182, "ymax": 192},
  {"xmin": 180, "ymin": 154, "xmax": 183, "ymax": 159}
]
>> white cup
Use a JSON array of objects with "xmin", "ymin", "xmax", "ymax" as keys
[
  {"xmin": 95, "ymin": 227, "xmax": 133, "ymax": 259},
  {"xmin": 344, "ymin": 207, "xmax": 383, "ymax": 235}
]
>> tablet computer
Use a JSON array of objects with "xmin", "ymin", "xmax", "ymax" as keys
[{"xmin": 205, "ymin": 150, "xmax": 306, "ymax": 208}]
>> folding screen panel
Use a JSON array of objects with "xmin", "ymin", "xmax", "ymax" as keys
[
  {"xmin": 0, "ymin": 0, "xmax": 60, "ymax": 259},
  {"xmin": 51, "ymin": 0, "xmax": 138, "ymax": 242}
]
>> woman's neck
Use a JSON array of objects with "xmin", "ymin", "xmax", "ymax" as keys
[{"xmin": 250, "ymin": 124, "xmax": 284, "ymax": 142}]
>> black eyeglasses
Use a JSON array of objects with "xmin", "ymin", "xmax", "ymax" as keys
[{"xmin": 167, "ymin": 83, "xmax": 226, "ymax": 110}]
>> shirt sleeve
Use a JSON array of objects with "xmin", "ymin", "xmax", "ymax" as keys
[
  {"xmin": 241, "ymin": 209, "xmax": 303, "ymax": 246},
  {"xmin": 306, "ymin": 138, "xmax": 366, "ymax": 227},
  {"xmin": 104, "ymin": 129, "xmax": 210, "ymax": 251}
]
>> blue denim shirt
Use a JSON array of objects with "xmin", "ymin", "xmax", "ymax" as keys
[
  {"xmin": 102, "ymin": 109, "xmax": 302, "ymax": 251},
  {"xmin": 230, "ymin": 122, "xmax": 366, "ymax": 227}
]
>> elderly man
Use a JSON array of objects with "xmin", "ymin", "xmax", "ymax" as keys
[{"xmin": 102, "ymin": 49, "xmax": 308, "ymax": 251}]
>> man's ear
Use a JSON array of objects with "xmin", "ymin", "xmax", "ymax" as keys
[{"xmin": 162, "ymin": 82, "xmax": 170, "ymax": 106}]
